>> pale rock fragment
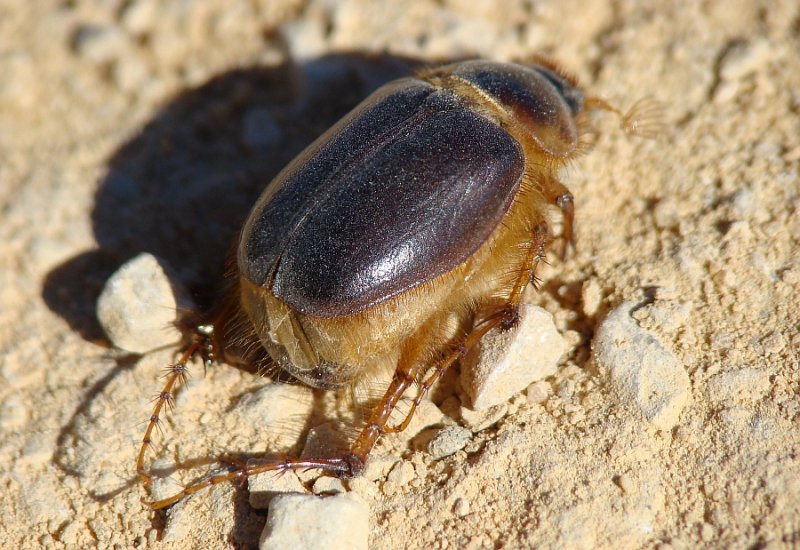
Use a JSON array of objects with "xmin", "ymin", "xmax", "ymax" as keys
[
  {"xmin": 594, "ymin": 302, "xmax": 691, "ymax": 430},
  {"xmin": 312, "ymin": 476, "xmax": 346, "ymax": 495},
  {"xmin": 97, "ymin": 253, "xmax": 189, "ymax": 353},
  {"xmin": 119, "ymin": 0, "xmax": 159, "ymax": 35},
  {"xmin": 459, "ymin": 402, "xmax": 507, "ymax": 432},
  {"xmin": 427, "ymin": 426, "xmax": 472, "ymax": 459},
  {"xmin": 525, "ymin": 380, "xmax": 551, "ymax": 404},
  {"xmin": 348, "ymin": 477, "xmax": 379, "ymax": 500},
  {"xmin": 462, "ymin": 304, "xmax": 568, "ymax": 410},
  {"xmin": 260, "ymin": 493, "xmax": 368, "ymax": 550},
  {"xmin": 72, "ymin": 25, "xmax": 129, "ymax": 63},
  {"xmin": 581, "ymin": 279, "xmax": 603, "ymax": 317},
  {"xmin": 279, "ymin": 15, "xmax": 328, "ymax": 60},
  {"xmin": 385, "ymin": 460, "xmax": 415, "ymax": 486},
  {"xmin": 113, "ymin": 54, "xmax": 151, "ymax": 93},
  {"xmin": 0, "ymin": 394, "xmax": 28, "ymax": 429},
  {"xmin": 363, "ymin": 455, "xmax": 398, "ymax": 481},
  {"xmin": 453, "ymin": 497, "xmax": 470, "ymax": 517},
  {"xmin": 719, "ymin": 38, "xmax": 771, "ymax": 81}
]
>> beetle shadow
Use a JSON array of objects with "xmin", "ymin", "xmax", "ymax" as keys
[{"xmin": 42, "ymin": 51, "xmax": 443, "ymax": 543}]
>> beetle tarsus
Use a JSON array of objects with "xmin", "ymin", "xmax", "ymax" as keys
[{"xmin": 498, "ymin": 305, "xmax": 521, "ymax": 331}]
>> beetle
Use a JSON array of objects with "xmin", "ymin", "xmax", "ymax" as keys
[{"xmin": 136, "ymin": 58, "xmax": 660, "ymax": 509}]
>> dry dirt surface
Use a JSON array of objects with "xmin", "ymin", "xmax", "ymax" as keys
[{"xmin": 2, "ymin": 1, "xmax": 799, "ymax": 548}]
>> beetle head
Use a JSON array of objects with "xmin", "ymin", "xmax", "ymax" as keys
[{"xmin": 449, "ymin": 60, "xmax": 584, "ymax": 158}]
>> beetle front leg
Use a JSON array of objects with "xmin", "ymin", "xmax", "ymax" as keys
[
  {"xmin": 136, "ymin": 324, "xmax": 215, "ymax": 488},
  {"xmin": 539, "ymin": 178, "xmax": 575, "ymax": 259},
  {"xmin": 508, "ymin": 221, "xmax": 549, "ymax": 307}
]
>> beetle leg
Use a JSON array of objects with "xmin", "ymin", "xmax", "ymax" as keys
[
  {"xmin": 508, "ymin": 222, "xmax": 549, "ymax": 308},
  {"xmin": 142, "ymin": 455, "xmax": 357, "ymax": 510},
  {"xmin": 540, "ymin": 178, "xmax": 575, "ymax": 259},
  {"xmin": 143, "ymin": 304, "xmax": 527, "ymax": 510},
  {"xmin": 381, "ymin": 343, "xmax": 464, "ymax": 434},
  {"xmin": 136, "ymin": 325, "xmax": 215, "ymax": 487},
  {"xmin": 374, "ymin": 219, "xmax": 549, "ymax": 434}
]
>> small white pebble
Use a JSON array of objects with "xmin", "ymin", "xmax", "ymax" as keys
[
  {"xmin": 386, "ymin": 460, "xmax": 415, "ymax": 487},
  {"xmin": 581, "ymin": 279, "xmax": 603, "ymax": 316},
  {"xmin": 363, "ymin": 455, "xmax": 397, "ymax": 482},
  {"xmin": 279, "ymin": 17, "xmax": 328, "ymax": 60},
  {"xmin": 525, "ymin": 381, "xmax": 551, "ymax": 404},
  {"xmin": 260, "ymin": 493, "xmax": 368, "ymax": 550},
  {"xmin": 72, "ymin": 25, "xmax": 129, "ymax": 63},
  {"xmin": 0, "ymin": 395, "xmax": 29, "ymax": 429},
  {"xmin": 113, "ymin": 55, "xmax": 152, "ymax": 94},
  {"xmin": 700, "ymin": 522, "xmax": 716, "ymax": 542},
  {"xmin": 119, "ymin": 0, "xmax": 158, "ymax": 35},
  {"xmin": 58, "ymin": 521, "xmax": 82, "ymax": 545},
  {"xmin": 453, "ymin": 497, "xmax": 470, "ymax": 517},
  {"xmin": 616, "ymin": 473, "xmax": 635, "ymax": 494},
  {"xmin": 761, "ymin": 332, "xmax": 785, "ymax": 354},
  {"xmin": 97, "ymin": 253, "xmax": 189, "ymax": 353},
  {"xmin": 719, "ymin": 39, "xmax": 771, "ymax": 82},
  {"xmin": 348, "ymin": 477, "xmax": 378, "ymax": 500}
]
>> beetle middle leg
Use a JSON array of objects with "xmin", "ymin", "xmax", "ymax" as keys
[{"xmin": 354, "ymin": 218, "xmax": 551, "ymax": 442}]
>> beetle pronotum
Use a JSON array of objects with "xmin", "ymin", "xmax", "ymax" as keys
[{"xmin": 136, "ymin": 58, "xmax": 660, "ymax": 509}]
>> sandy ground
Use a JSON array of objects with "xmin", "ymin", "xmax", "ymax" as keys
[{"xmin": 1, "ymin": 0, "xmax": 799, "ymax": 548}]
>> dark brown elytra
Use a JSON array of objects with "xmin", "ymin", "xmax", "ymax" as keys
[{"xmin": 136, "ymin": 58, "xmax": 662, "ymax": 509}]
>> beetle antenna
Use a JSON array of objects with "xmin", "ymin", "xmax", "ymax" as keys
[{"xmin": 585, "ymin": 96, "xmax": 664, "ymax": 139}]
